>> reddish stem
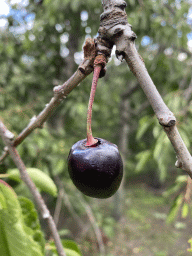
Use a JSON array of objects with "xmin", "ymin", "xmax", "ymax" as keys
[{"xmin": 85, "ymin": 65, "xmax": 102, "ymax": 146}]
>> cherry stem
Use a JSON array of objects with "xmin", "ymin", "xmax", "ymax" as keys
[{"xmin": 85, "ymin": 65, "xmax": 102, "ymax": 146}]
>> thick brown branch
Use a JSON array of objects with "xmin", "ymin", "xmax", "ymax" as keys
[{"xmin": 0, "ymin": 121, "xmax": 66, "ymax": 256}]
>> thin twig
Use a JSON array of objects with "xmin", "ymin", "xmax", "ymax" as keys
[
  {"xmin": 77, "ymin": 193, "xmax": 105, "ymax": 256},
  {"xmin": 53, "ymin": 186, "xmax": 65, "ymax": 227},
  {"xmin": 54, "ymin": 179, "xmax": 106, "ymax": 255},
  {"xmin": 54, "ymin": 177, "xmax": 105, "ymax": 255},
  {"xmin": 54, "ymin": 176, "xmax": 84, "ymax": 228},
  {"xmin": 0, "ymin": 121, "xmax": 66, "ymax": 256}
]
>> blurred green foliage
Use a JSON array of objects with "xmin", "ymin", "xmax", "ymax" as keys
[
  {"xmin": 0, "ymin": 0, "xmax": 191, "ymax": 183},
  {"xmin": 0, "ymin": 0, "xmax": 192, "ymax": 254}
]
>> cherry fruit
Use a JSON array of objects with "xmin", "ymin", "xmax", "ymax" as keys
[
  {"xmin": 67, "ymin": 55, "xmax": 123, "ymax": 198},
  {"xmin": 68, "ymin": 138, "xmax": 123, "ymax": 198}
]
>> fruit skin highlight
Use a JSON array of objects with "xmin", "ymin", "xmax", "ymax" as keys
[{"xmin": 67, "ymin": 138, "xmax": 123, "ymax": 199}]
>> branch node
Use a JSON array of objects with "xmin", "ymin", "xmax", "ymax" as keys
[
  {"xmin": 5, "ymin": 130, "xmax": 15, "ymax": 140},
  {"xmin": 53, "ymin": 85, "xmax": 63, "ymax": 94},
  {"xmin": 159, "ymin": 116, "xmax": 176, "ymax": 127},
  {"xmin": 114, "ymin": 1, "xmax": 127, "ymax": 10},
  {"xmin": 29, "ymin": 115, "xmax": 37, "ymax": 125},
  {"xmin": 115, "ymin": 50, "xmax": 125, "ymax": 61},
  {"xmin": 42, "ymin": 210, "xmax": 51, "ymax": 219},
  {"xmin": 175, "ymin": 159, "xmax": 183, "ymax": 168},
  {"xmin": 130, "ymin": 32, "xmax": 137, "ymax": 41},
  {"xmin": 4, "ymin": 146, "xmax": 8, "ymax": 152}
]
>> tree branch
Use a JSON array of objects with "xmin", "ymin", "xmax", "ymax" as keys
[
  {"xmin": 0, "ymin": 121, "xmax": 66, "ymax": 256},
  {"xmin": 0, "ymin": 38, "xmax": 96, "ymax": 163},
  {"xmin": 99, "ymin": 0, "xmax": 192, "ymax": 178}
]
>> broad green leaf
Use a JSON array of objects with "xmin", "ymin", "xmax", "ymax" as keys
[
  {"xmin": 0, "ymin": 192, "xmax": 6, "ymax": 210},
  {"xmin": 0, "ymin": 180, "xmax": 44, "ymax": 256},
  {"xmin": 8, "ymin": 168, "xmax": 57, "ymax": 197},
  {"xmin": 18, "ymin": 197, "xmax": 45, "ymax": 251},
  {"xmin": 166, "ymin": 193, "xmax": 183, "ymax": 224},
  {"xmin": 64, "ymin": 248, "xmax": 81, "ymax": 256},
  {"xmin": 62, "ymin": 240, "xmax": 82, "ymax": 256},
  {"xmin": 48, "ymin": 239, "xmax": 82, "ymax": 256}
]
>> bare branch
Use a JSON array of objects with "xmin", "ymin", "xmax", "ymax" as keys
[
  {"xmin": 0, "ymin": 121, "xmax": 66, "ymax": 256},
  {"xmin": 99, "ymin": 0, "xmax": 192, "ymax": 178},
  {"xmin": 0, "ymin": 38, "xmax": 96, "ymax": 162}
]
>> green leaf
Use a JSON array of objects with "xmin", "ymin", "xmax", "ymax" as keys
[
  {"xmin": 48, "ymin": 239, "xmax": 82, "ymax": 256},
  {"xmin": 188, "ymin": 238, "xmax": 192, "ymax": 252},
  {"xmin": 8, "ymin": 168, "xmax": 57, "ymax": 197},
  {"xmin": 157, "ymin": 158, "xmax": 167, "ymax": 182},
  {"xmin": 181, "ymin": 202, "xmax": 189, "ymax": 219},
  {"xmin": 62, "ymin": 240, "xmax": 82, "ymax": 256},
  {"xmin": 0, "ymin": 180, "xmax": 44, "ymax": 256},
  {"xmin": 175, "ymin": 175, "xmax": 188, "ymax": 183},
  {"xmin": 163, "ymin": 175, "xmax": 187, "ymax": 198},
  {"xmin": 163, "ymin": 183, "xmax": 184, "ymax": 198},
  {"xmin": 135, "ymin": 150, "xmax": 152, "ymax": 173},
  {"xmin": 136, "ymin": 116, "xmax": 154, "ymax": 140},
  {"xmin": 166, "ymin": 194, "xmax": 183, "ymax": 224},
  {"xmin": 153, "ymin": 132, "xmax": 166, "ymax": 160},
  {"xmin": 0, "ymin": 192, "xmax": 6, "ymax": 210},
  {"xmin": 18, "ymin": 197, "xmax": 45, "ymax": 251},
  {"xmin": 64, "ymin": 248, "xmax": 82, "ymax": 256}
]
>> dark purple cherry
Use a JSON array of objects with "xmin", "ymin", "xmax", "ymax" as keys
[
  {"xmin": 67, "ymin": 138, "xmax": 123, "ymax": 198},
  {"xmin": 67, "ymin": 56, "xmax": 123, "ymax": 198}
]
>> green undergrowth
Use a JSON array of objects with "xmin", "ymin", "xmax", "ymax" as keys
[
  {"xmin": 114, "ymin": 185, "xmax": 191, "ymax": 256},
  {"xmin": 81, "ymin": 185, "xmax": 191, "ymax": 256}
]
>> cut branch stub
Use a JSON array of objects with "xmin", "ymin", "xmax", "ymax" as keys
[{"xmin": 79, "ymin": 38, "xmax": 96, "ymax": 75}]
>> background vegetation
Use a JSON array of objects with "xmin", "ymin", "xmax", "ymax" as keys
[{"xmin": 0, "ymin": 0, "xmax": 192, "ymax": 255}]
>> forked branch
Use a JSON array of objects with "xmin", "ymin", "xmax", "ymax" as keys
[{"xmin": 99, "ymin": 0, "xmax": 192, "ymax": 178}]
